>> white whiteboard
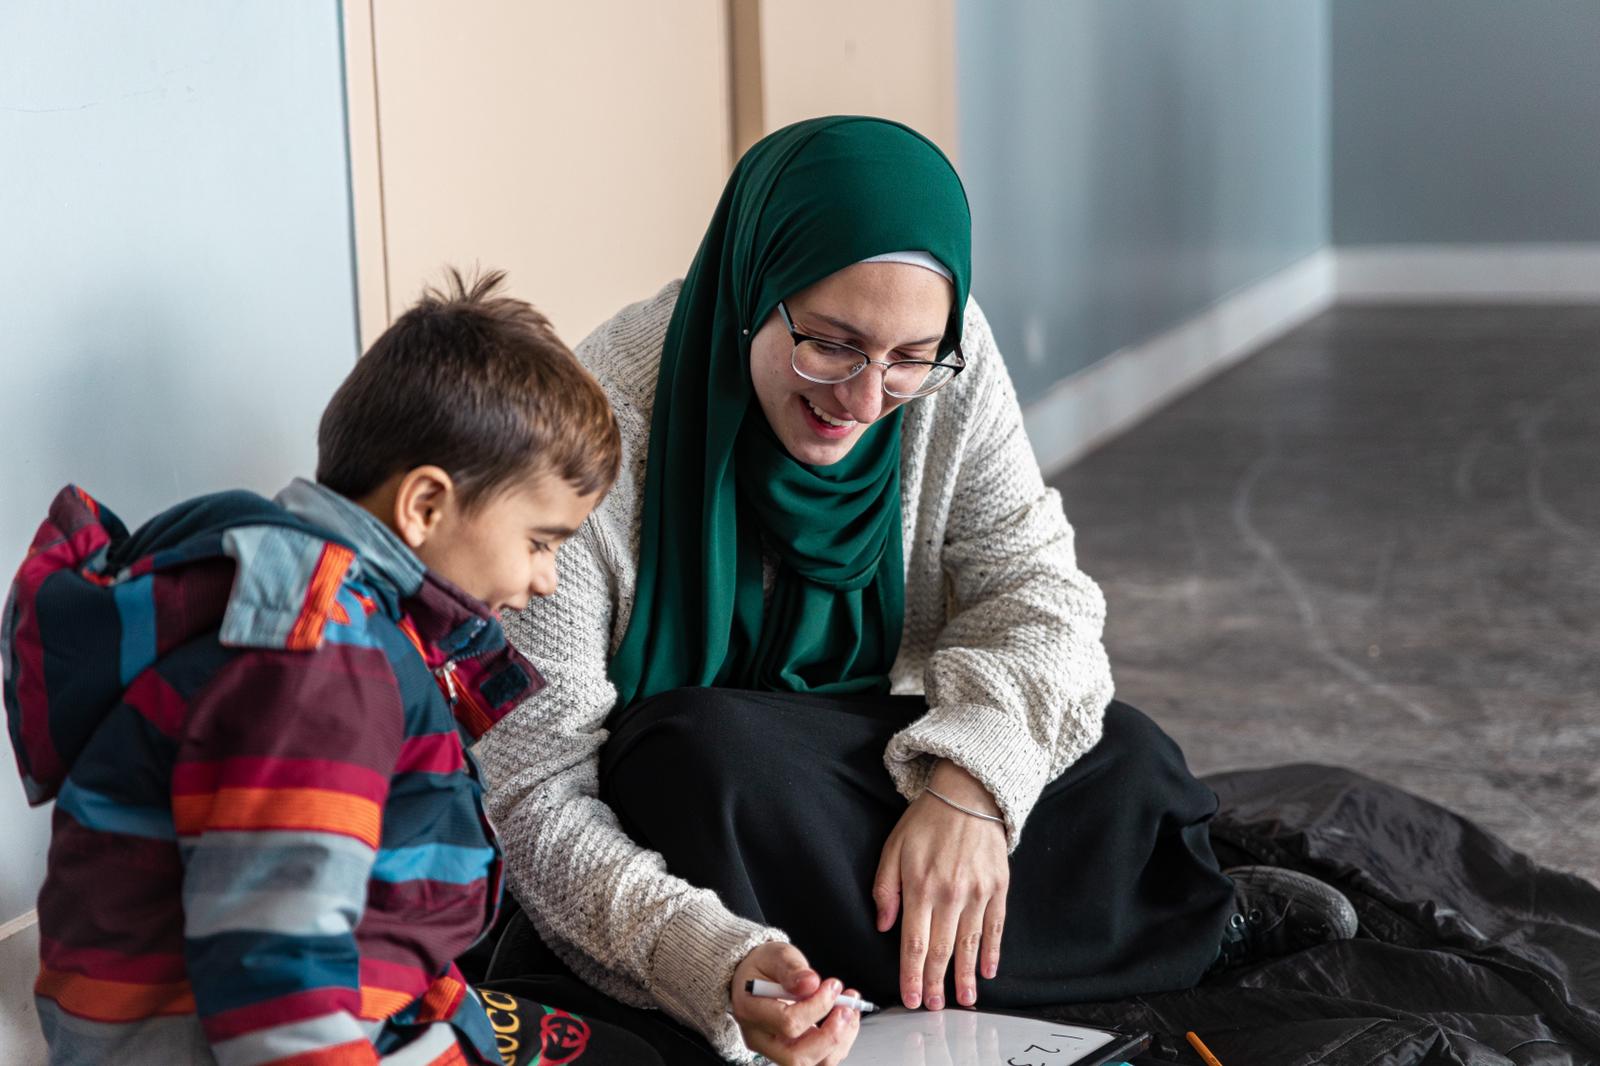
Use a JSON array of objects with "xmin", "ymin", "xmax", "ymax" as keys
[{"xmin": 845, "ymin": 1008, "xmax": 1131, "ymax": 1066}]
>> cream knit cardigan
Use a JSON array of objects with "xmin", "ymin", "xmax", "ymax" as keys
[{"xmin": 475, "ymin": 281, "xmax": 1114, "ymax": 1061}]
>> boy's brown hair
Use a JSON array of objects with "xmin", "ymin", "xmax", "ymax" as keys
[{"xmin": 317, "ymin": 268, "xmax": 620, "ymax": 508}]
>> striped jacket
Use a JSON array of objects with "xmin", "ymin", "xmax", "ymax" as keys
[{"xmin": 2, "ymin": 479, "xmax": 543, "ymax": 1065}]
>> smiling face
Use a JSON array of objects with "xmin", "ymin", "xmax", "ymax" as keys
[
  {"xmin": 748, "ymin": 261, "xmax": 953, "ymax": 466},
  {"xmin": 369, "ymin": 463, "xmax": 600, "ymax": 613},
  {"xmin": 414, "ymin": 467, "xmax": 599, "ymax": 612}
]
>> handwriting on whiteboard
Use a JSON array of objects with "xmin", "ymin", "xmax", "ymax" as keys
[{"xmin": 845, "ymin": 1008, "xmax": 1117, "ymax": 1065}]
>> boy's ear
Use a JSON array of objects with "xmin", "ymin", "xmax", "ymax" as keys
[{"xmin": 392, "ymin": 466, "xmax": 456, "ymax": 550}]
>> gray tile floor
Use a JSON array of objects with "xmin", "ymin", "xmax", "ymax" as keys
[{"xmin": 1048, "ymin": 304, "xmax": 1600, "ymax": 887}]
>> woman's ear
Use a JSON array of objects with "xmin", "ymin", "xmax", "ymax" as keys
[{"xmin": 392, "ymin": 465, "xmax": 456, "ymax": 550}]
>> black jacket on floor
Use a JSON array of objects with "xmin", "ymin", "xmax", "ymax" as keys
[{"xmin": 1053, "ymin": 764, "xmax": 1600, "ymax": 1065}]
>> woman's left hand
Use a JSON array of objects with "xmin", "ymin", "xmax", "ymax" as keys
[{"xmin": 873, "ymin": 759, "xmax": 1009, "ymax": 1011}]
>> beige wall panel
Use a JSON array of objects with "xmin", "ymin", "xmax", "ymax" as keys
[
  {"xmin": 754, "ymin": 0, "xmax": 956, "ymax": 161},
  {"xmin": 371, "ymin": 2, "xmax": 732, "ymax": 345}
]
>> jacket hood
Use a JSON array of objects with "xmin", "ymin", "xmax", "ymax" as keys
[{"xmin": 2, "ymin": 486, "xmax": 347, "ymax": 804}]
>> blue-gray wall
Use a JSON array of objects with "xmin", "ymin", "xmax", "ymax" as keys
[
  {"xmin": 957, "ymin": 0, "xmax": 1329, "ymax": 398},
  {"xmin": 1332, "ymin": 0, "xmax": 1600, "ymax": 245},
  {"xmin": 0, "ymin": 1, "xmax": 359, "ymax": 928}
]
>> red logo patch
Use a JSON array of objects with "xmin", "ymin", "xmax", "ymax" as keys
[{"xmin": 539, "ymin": 1010, "xmax": 592, "ymax": 1064}]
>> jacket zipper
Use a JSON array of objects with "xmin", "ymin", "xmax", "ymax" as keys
[
  {"xmin": 435, "ymin": 659, "xmax": 460, "ymax": 703},
  {"xmin": 429, "ymin": 655, "xmax": 505, "ymax": 943},
  {"xmin": 433, "ymin": 654, "xmax": 498, "ymax": 735}
]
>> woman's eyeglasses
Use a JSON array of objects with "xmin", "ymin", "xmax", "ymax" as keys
[{"xmin": 776, "ymin": 301, "xmax": 965, "ymax": 399}]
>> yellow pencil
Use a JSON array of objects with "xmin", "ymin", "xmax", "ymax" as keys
[{"xmin": 1185, "ymin": 1030, "xmax": 1225, "ymax": 1066}]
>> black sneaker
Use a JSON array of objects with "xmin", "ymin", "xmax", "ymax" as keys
[{"xmin": 1212, "ymin": 866, "xmax": 1359, "ymax": 970}]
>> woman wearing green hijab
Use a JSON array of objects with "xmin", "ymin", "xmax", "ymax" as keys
[{"xmin": 476, "ymin": 117, "xmax": 1356, "ymax": 1065}]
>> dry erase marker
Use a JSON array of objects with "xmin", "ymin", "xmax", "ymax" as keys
[{"xmin": 745, "ymin": 979, "xmax": 879, "ymax": 1014}]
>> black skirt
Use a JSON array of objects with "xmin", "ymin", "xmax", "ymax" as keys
[{"xmin": 486, "ymin": 690, "xmax": 1235, "ymax": 1061}]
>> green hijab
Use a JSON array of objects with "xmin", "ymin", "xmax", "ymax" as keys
[{"xmin": 608, "ymin": 116, "xmax": 972, "ymax": 710}]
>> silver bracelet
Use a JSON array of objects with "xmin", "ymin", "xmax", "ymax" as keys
[{"xmin": 923, "ymin": 785, "xmax": 1005, "ymax": 824}]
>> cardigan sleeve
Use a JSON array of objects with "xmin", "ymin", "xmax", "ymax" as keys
[
  {"xmin": 883, "ymin": 298, "xmax": 1114, "ymax": 851},
  {"xmin": 474, "ymin": 288, "xmax": 785, "ymax": 1061},
  {"xmin": 476, "ymin": 522, "xmax": 784, "ymax": 1061}
]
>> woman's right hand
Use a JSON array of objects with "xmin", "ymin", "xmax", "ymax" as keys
[{"xmin": 731, "ymin": 942, "xmax": 861, "ymax": 1066}]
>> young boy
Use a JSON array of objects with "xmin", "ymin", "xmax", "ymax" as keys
[{"xmin": 3, "ymin": 272, "xmax": 623, "ymax": 1065}]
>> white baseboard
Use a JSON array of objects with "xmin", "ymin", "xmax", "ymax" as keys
[
  {"xmin": 0, "ymin": 911, "xmax": 35, "ymax": 943},
  {"xmin": 1024, "ymin": 249, "xmax": 1336, "ymax": 474},
  {"xmin": 1337, "ymin": 243, "xmax": 1600, "ymax": 302},
  {"xmin": 1024, "ymin": 242, "xmax": 1600, "ymax": 474},
  {"xmin": 0, "ymin": 911, "xmax": 44, "ymax": 1065}
]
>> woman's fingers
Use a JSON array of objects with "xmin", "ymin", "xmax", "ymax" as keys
[
  {"xmin": 735, "ymin": 951, "xmax": 829, "ymax": 1035},
  {"xmin": 952, "ymin": 899, "xmax": 985, "ymax": 1006},
  {"xmin": 738, "ymin": 979, "xmax": 837, "ymax": 1039},
  {"xmin": 766, "ymin": 944, "xmax": 823, "ymax": 999},
  {"xmin": 732, "ymin": 942, "xmax": 820, "ymax": 1011},
  {"xmin": 730, "ymin": 943, "xmax": 866, "ymax": 1065},
  {"xmin": 981, "ymin": 894, "xmax": 1006, "ymax": 981},
  {"xmin": 731, "ymin": 942, "xmax": 830, "ymax": 1057},
  {"xmin": 755, "ymin": 941, "xmax": 825, "ymax": 992},
  {"xmin": 878, "ymin": 767, "xmax": 1010, "ymax": 1011},
  {"xmin": 741, "ymin": 989, "xmax": 861, "ymax": 1066},
  {"xmin": 873, "ymin": 834, "xmax": 904, "ymax": 932},
  {"xmin": 921, "ymin": 900, "xmax": 960, "ymax": 1010},
  {"xmin": 899, "ymin": 892, "xmax": 933, "ymax": 1009},
  {"xmin": 824, "ymin": 990, "xmax": 864, "ymax": 1066}
]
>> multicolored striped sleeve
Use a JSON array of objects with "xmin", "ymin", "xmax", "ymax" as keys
[{"xmin": 174, "ymin": 643, "xmax": 406, "ymax": 1066}]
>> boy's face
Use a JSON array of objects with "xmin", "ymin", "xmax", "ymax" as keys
[{"xmin": 413, "ymin": 468, "xmax": 600, "ymax": 613}]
